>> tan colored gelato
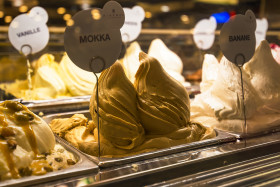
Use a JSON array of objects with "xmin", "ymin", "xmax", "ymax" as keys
[
  {"xmin": 0, "ymin": 100, "xmax": 77, "ymax": 181},
  {"xmin": 50, "ymin": 53, "xmax": 215, "ymax": 158},
  {"xmin": 191, "ymin": 40, "xmax": 280, "ymax": 134}
]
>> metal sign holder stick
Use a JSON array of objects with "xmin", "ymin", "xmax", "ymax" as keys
[
  {"xmin": 21, "ymin": 44, "xmax": 33, "ymax": 101},
  {"xmin": 90, "ymin": 56, "xmax": 105, "ymax": 159},
  {"xmin": 235, "ymin": 56, "xmax": 247, "ymax": 136}
]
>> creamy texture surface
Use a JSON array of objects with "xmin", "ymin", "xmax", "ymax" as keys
[
  {"xmin": 0, "ymin": 54, "xmax": 68, "ymax": 100},
  {"xmin": 120, "ymin": 42, "xmax": 142, "ymax": 83},
  {"xmin": 0, "ymin": 101, "xmax": 76, "ymax": 181},
  {"xmin": 200, "ymin": 54, "xmax": 219, "ymax": 93},
  {"xmin": 191, "ymin": 40, "xmax": 280, "ymax": 134},
  {"xmin": 148, "ymin": 39, "xmax": 185, "ymax": 83},
  {"xmin": 50, "ymin": 53, "xmax": 215, "ymax": 158},
  {"xmin": 59, "ymin": 53, "xmax": 99, "ymax": 96},
  {"xmin": 0, "ymin": 53, "xmax": 99, "ymax": 100}
]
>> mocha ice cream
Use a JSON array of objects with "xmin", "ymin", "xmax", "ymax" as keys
[{"xmin": 50, "ymin": 53, "xmax": 215, "ymax": 158}]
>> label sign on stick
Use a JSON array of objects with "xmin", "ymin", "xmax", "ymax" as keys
[
  {"xmin": 193, "ymin": 16, "xmax": 217, "ymax": 50},
  {"xmin": 220, "ymin": 10, "xmax": 256, "ymax": 66},
  {"xmin": 255, "ymin": 18, "xmax": 268, "ymax": 48},
  {"xmin": 64, "ymin": 1, "xmax": 125, "ymax": 73},
  {"xmin": 120, "ymin": 6, "xmax": 145, "ymax": 43},
  {"xmin": 8, "ymin": 6, "xmax": 49, "ymax": 55}
]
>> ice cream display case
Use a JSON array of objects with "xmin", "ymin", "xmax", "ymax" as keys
[{"xmin": 1, "ymin": 0, "xmax": 280, "ymax": 186}]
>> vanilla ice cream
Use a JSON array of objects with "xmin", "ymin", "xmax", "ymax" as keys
[
  {"xmin": 191, "ymin": 40, "xmax": 280, "ymax": 134},
  {"xmin": 0, "ymin": 54, "xmax": 68, "ymax": 100}
]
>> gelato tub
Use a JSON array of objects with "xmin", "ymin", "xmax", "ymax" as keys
[
  {"xmin": 0, "ymin": 136, "xmax": 98, "ymax": 187},
  {"xmin": 43, "ymin": 110, "xmax": 236, "ymax": 168}
]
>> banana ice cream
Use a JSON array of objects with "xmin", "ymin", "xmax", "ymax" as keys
[
  {"xmin": 50, "ymin": 52, "xmax": 215, "ymax": 158},
  {"xmin": 191, "ymin": 40, "xmax": 280, "ymax": 134},
  {"xmin": 200, "ymin": 54, "xmax": 219, "ymax": 93},
  {"xmin": 0, "ymin": 100, "xmax": 77, "ymax": 181}
]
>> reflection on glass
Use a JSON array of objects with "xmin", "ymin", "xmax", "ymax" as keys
[
  {"xmin": 181, "ymin": 14, "xmax": 190, "ymax": 24},
  {"xmin": 161, "ymin": 5, "xmax": 170, "ymax": 12},
  {"xmin": 145, "ymin": 11, "xmax": 152, "ymax": 19},
  {"xmin": 91, "ymin": 9, "xmax": 101, "ymax": 20},
  {"xmin": 57, "ymin": 7, "xmax": 66, "ymax": 15},
  {"xmin": 0, "ymin": 11, "xmax": 4, "ymax": 18},
  {"xmin": 67, "ymin": 19, "xmax": 74, "ymax": 26},
  {"xmin": 19, "ymin": 5, "xmax": 28, "ymax": 13},
  {"xmin": 63, "ymin": 14, "xmax": 71, "ymax": 21},
  {"xmin": 4, "ymin": 16, "xmax": 12, "ymax": 23}
]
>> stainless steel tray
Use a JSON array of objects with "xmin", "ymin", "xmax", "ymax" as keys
[
  {"xmin": 222, "ymin": 126, "xmax": 280, "ymax": 139},
  {"xmin": 18, "ymin": 95, "xmax": 91, "ymax": 115},
  {"xmin": 0, "ymin": 135, "xmax": 99, "ymax": 187},
  {"xmin": 43, "ymin": 110, "xmax": 236, "ymax": 168}
]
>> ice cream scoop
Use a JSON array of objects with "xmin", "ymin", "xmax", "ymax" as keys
[
  {"xmin": 135, "ymin": 52, "xmax": 190, "ymax": 135},
  {"xmin": 148, "ymin": 38, "xmax": 185, "ymax": 83},
  {"xmin": 191, "ymin": 40, "xmax": 280, "ymax": 134},
  {"xmin": 90, "ymin": 61, "xmax": 145, "ymax": 150},
  {"xmin": 59, "ymin": 53, "xmax": 99, "ymax": 96},
  {"xmin": 50, "ymin": 54, "xmax": 215, "ymax": 158}
]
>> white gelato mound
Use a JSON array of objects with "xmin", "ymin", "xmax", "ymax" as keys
[{"xmin": 191, "ymin": 40, "xmax": 280, "ymax": 134}]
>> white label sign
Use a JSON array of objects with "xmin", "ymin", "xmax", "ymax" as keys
[
  {"xmin": 64, "ymin": 1, "xmax": 125, "ymax": 73},
  {"xmin": 220, "ymin": 10, "xmax": 256, "ymax": 66},
  {"xmin": 255, "ymin": 18, "xmax": 268, "ymax": 48},
  {"xmin": 120, "ymin": 6, "xmax": 145, "ymax": 43},
  {"xmin": 8, "ymin": 7, "xmax": 49, "ymax": 55},
  {"xmin": 193, "ymin": 16, "xmax": 217, "ymax": 50}
]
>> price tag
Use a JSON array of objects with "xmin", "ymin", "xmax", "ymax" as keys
[
  {"xmin": 120, "ymin": 6, "xmax": 145, "ymax": 43},
  {"xmin": 8, "ymin": 6, "xmax": 49, "ymax": 55},
  {"xmin": 256, "ymin": 18, "xmax": 268, "ymax": 48},
  {"xmin": 220, "ymin": 10, "xmax": 256, "ymax": 66},
  {"xmin": 193, "ymin": 16, "xmax": 217, "ymax": 50},
  {"xmin": 64, "ymin": 1, "xmax": 125, "ymax": 73}
]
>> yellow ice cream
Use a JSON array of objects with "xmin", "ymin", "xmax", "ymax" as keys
[
  {"xmin": 0, "ymin": 54, "xmax": 68, "ymax": 100},
  {"xmin": 0, "ymin": 101, "xmax": 76, "ymax": 181},
  {"xmin": 59, "ymin": 53, "xmax": 99, "ymax": 96},
  {"xmin": 50, "ymin": 53, "xmax": 215, "ymax": 158}
]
